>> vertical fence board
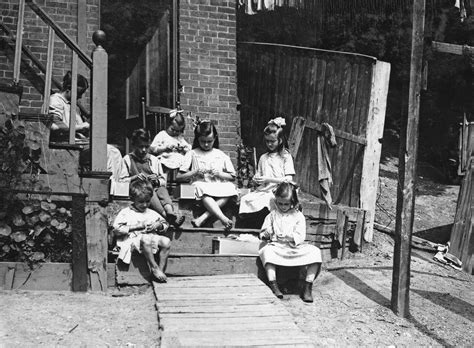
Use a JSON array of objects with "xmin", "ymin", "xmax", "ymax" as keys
[{"xmin": 238, "ymin": 43, "xmax": 383, "ymax": 209}]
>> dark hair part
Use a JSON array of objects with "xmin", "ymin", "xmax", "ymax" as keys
[
  {"xmin": 263, "ymin": 122, "xmax": 288, "ymax": 153},
  {"xmin": 131, "ymin": 128, "xmax": 150, "ymax": 145},
  {"xmin": 129, "ymin": 180, "xmax": 154, "ymax": 201},
  {"xmin": 192, "ymin": 121, "xmax": 219, "ymax": 149},
  {"xmin": 62, "ymin": 71, "xmax": 89, "ymax": 92},
  {"xmin": 274, "ymin": 181, "xmax": 299, "ymax": 208}
]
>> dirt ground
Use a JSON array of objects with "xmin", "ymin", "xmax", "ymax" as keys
[{"xmin": 1, "ymin": 154, "xmax": 473, "ymax": 347}]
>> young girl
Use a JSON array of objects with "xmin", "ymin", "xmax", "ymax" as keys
[
  {"xmin": 239, "ymin": 117, "xmax": 295, "ymax": 215},
  {"xmin": 176, "ymin": 120, "xmax": 238, "ymax": 230},
  {"xmin": 259, "ymin": 182, "xmax": 322, "ymax": 302},
  {"xmin": 149, "ymin": 111, "xmax": 191, "ymax": 170},
  {"xmin": 120, "ymin": 128, "xmax": 184, "ymax": 227},
  {"xmin": 113, "ymin": 180, "xmax": 171, "ymax": 282}
]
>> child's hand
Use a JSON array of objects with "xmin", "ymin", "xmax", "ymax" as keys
[
  {"xmin": 209, "ymin": 168, "xmax": 221, "ymax": 178},
  {"xmin": 145, "ymin": 221, "xmax": 162, "ymax": 233},
  {"xmin": 260, "ymin": 230, "xmax": 271, "ymax": 240},
  {"xmin": 253, "ymin": 175, "xmax": 267, "ymax": 185},
  {"xmin": 147, "ymin": 174, "xmax": 161, "ymax": 186}
]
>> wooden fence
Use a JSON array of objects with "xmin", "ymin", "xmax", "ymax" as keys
[{"xmin": 238, "ymin": 42, "xmax": 390, "ymax": 236}]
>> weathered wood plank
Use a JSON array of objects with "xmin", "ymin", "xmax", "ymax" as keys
[
  {"xmin": 288, "ymin": 116, "xmax": 306, "ymax": 158},
  {"xmin": 392, "ymin": 0, "xmax": 425, "ymax": 318},
  {"xmin": 85, "ymin": 202, "xmax": 108, "ymax": 291},
  {"xmin": 71, "ymin": 195, "xmax": 88, "ymax": 292},
  {"xmin": 360, "ymin": 61, "xmax": 391, "ymax": 242},
  {"xmin": 432, "ymin": 41, "xmax": 474, "ymax": 55}
]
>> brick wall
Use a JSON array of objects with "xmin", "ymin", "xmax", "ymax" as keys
[
  {"xmin": 179, "ymin": 0, "xmax": 240, "ymax": 161},
  {"xmin": 0, "ymin": 0, "xmax": 99, "ymax": 113}
]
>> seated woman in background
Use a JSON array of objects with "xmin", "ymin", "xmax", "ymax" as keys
[{"xmin": 49, "ymin": 71, "xmax": 90, "ymax": 142}]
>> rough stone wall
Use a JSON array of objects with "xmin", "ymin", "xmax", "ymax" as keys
[
  {"xmin": 178, "ymin": 0, "xmax": 240, "ymax": 161},
  {"xmin": 0, "ymin": 0, "xmax": 100, "ymax": 113}
]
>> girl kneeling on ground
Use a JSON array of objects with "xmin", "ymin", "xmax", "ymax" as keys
[{"xmin": 259, "ymin": 181, "xmax": 322, "ymax": 302}]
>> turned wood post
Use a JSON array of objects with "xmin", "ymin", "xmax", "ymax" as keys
[
  {"xmin": 79, "ymin": 30, "xmax": 110, "ymax": 292},
  {"xmin": 91, "ymin": 30, "xmax": 108, "ymax": 172}
]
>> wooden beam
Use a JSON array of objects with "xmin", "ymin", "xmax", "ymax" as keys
[
  {"xmin": 432, "ymin": 41, "xmax": 474, "ymax": 56},
  {"xmin": 25, "ymin": 0, "xmax": 92, "ymax": 68},
  {"xmin": 305, "ymin": 119, "xmax": 367, "ymax": 145},
  {"xmin": 41, "ymin": 27, "xmax": 54, "ymax": 115},
  {"xmin": 288, "ymin": 116, "xmax": 306, "ymax": 158},
  {"xmin": 77, "ymin": 0, "xmax": 87, "ymax": 76},
  {"xmin": 71, "ymin": 195, "xmax": 88, "ymax": 291},
  {"xmin": 360, "ymin": 61, "xmax": 391, "ymax": 242},
  {"xmin": 13, "ymin": 0, "xmax": 25, "ymax": 84},
  {"xmin": 392, "ymin": 0, "xmax": 425, "ymax": 318},
  {"xmin": 91, "ymin": 35, "xmax": 108, "ymax": 172}
]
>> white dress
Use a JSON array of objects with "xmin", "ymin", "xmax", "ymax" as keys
[
  {"xmin": 49, "ymin": 93, "xmax": 88, "ymax": 128},
  {"xmin": 239, "ymin": 150, "xmax": 295, "ymax": 214},
  {"xmin": 112, "ymin": 206, "xmax": 169, "ymax": 264},
  {"xmin": 180, "ymin": 148, "xmax": 238, "ymax": 199},
  {"xmin": 259, "ymin": 209, "xmax": 322, "ymax": 267},
  {"xmin": 150, "ymin": 130, "xmax": 191, "ymax": 169}
]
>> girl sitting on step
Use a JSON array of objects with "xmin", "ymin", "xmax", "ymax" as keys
[
  {"xmin": 176, "ymin": 120, "xmax": 238, "ymax": 231},
  {"xmin": 259, "ymin": 181, "xmax": 322, "ymax": 302},
  {"xmin": 113, "ymin": 180, "xmax": 171, "ymax": 282},
  {"xmin": 239, "ymin": 117, "xmax": 295, "ymax": 227},
  {"xmin": 120, "ymin": 128, "xmax": 184, "ymax": 227}
]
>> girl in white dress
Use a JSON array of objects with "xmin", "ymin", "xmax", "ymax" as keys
[
  {"xmin": 113, "ymin": 180, "xmax": 171, "ymax": 282},
  {"xmin": 259, "ymin": 182, "xmax": 322, "ymax": 302},
  {"xmin": 149, "ymin": 111, "xmax": 191, "ymax": 170},
  {"xmin": 239, "ymin": 117, "xmax": 295, "ymax": 215},
  {"xmin": 177, "ymin": 120, "xmax": 238, "ymax": 230}
]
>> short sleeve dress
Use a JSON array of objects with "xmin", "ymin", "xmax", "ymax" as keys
[
  {"xmin": 179, "ymin": 148, "xmax": 238, "ymax": 199},
  {"xmin": 239, "ymin": 150, "xmax": 295, "ymax": 214},
  {"xmin": 259, "ymin": 209, "xmax": 322, "ymax": 267},
  {"xmin": 112, "ymin": 206, "xmax": 169, "ymax": 264},
  {"xmin": 150, "ymin": 130, "xmax": 191, "ymax": 169}
]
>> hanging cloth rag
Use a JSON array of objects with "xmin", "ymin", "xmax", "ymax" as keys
[{"xmin": 317, "ymin": 123, "xmax": 337, "ymax": 208}]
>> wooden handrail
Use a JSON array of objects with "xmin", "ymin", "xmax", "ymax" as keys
[
  {"xmin": 0, "ymin": 22, "xmax": 62, "ymax": 90},
  {"xmin": 25, "ymin": 0, "xmax": 92, "ymax": 69}
]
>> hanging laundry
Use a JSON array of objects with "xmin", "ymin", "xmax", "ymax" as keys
[{"xmin": 317, "ymin": 123, "xmax": 337, "ymax": 208}]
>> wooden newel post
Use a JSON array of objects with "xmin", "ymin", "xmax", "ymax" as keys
[
  {"xmin": 91, "ymin": 30, "xmax": 108, "ymax": 172},
  {"xmin": 391, "ymin": 0, "xmax": 426, "ymax": 317},
  {"xmin": 79, "ymin": 30, "xmax": 110, "ymax": 292}
]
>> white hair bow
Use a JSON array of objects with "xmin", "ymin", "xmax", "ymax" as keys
[{"xmin": 268, "ymin": 117, "xmax": 286, "ymax": 127}]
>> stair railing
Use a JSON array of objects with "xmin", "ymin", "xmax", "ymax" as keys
[{"xmin": 12, "ymin": 0, "xmax": 108, "ymax": 172}]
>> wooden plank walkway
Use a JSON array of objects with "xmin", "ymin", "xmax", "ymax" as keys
[{"xmin": 153, "ymin": 274, "xmax": 315, "ymax": 347}]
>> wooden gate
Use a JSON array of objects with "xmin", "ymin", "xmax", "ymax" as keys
[{"xmin": 238, "ymin": 42, "xmax": 390, "ymax": 239}]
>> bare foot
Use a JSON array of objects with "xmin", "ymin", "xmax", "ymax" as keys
[
  {"xmin": 151, "ymin": 267, "xmax": 167, "ymax": 283},
  {"xmin": 222, "ymin": 217, "xmax": 233, "ymax": 231},
  {"xmin": 191, "ymin": 218, "xmax": 202, "ymax": 228}
]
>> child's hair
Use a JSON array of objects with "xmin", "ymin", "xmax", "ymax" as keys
[
  {"xmin": 131, "ymin": 128, "xmax": 151, "ymax": 146},
  {"xmin": 171, "ymin": 112, "xmax": 185, "ymax": 128},
  {"xmin": 62, "ymin": 71, "xmax": 89, "ymax": 92},
  {"xmin": 192, "ymin": 120, "xmax": 220, "ymax": 149},
  {"xmin": 263, "ymin": 119, "xmax": 289, "ymax": 153},
  {"xmin": 274, "ymin": 181, "xmax": 299, "ymax": 208},
  {"xmin": 129, "ymin": 179, "xmax": 154, "ymax": 201}
]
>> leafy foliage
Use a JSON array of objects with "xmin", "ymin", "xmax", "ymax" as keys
[
  {"xmin": 0, "ymin": 113, "xmax": 71, "ymax": 266},
  {"xmin": 0, "ymin": 197, "xmax": 72, "ymax": 265}
]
